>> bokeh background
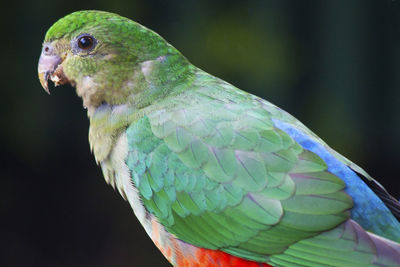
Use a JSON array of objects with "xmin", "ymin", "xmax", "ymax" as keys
[{"xmin": 2, "ymin": 0, "xmax": 400, "ymax": 266}]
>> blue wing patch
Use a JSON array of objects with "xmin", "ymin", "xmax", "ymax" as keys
[{"xmin": 273, "ymin": 119, "xmax": 400, "ymax": 242}]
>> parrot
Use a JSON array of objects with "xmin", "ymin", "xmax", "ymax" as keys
[{"xmin": 38, "ymin": 10, "xmax": 400, "ymax": 267}]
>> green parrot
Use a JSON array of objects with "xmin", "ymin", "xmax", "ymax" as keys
[{"xmin": 38, "ymin": 10, "xmax": 400, "ymax": 267}]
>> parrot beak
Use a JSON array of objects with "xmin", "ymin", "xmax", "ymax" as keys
[
  {"xmin": 38, "ymin": 71, "xmax": 51, "ymax": 94},
  {"xmin": 38, "ymin": 52, "xmax": 62, "ymax": 94},
  {"xmin": 38, "ymin": 42, "xmax": 71, "ymax": 94}
]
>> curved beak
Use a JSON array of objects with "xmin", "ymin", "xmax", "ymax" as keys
[{"xmin": 38, "ymin": 53, "xmax": 62, "ymax": 94}]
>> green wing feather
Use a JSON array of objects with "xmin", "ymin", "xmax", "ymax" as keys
[{"xmin": 124, "ymin": 71, "xmax": 363, "ymax": 264}]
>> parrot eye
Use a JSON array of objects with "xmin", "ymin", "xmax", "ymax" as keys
[
  {"xmin": 78, "ymin": 35, "xmax": 95, "ymax": 50},
  {"xmin": 74, "ymin": 34, "xmax": 97, "ymax": 52}
]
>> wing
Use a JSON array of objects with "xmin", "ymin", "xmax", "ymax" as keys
[{"xmin": 125, "ymin": 71, "xmax": 400, "ymax": 265}]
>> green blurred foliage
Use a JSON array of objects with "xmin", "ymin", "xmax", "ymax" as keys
[{"xmin": 2, "ymin": 0, "xmax": 399, "ymax": 266}]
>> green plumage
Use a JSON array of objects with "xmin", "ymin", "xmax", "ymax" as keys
[
  {"xmin": 39, "ymin": 10, "xmax": 400, "ymax": 266},
  {"xmin": 123, "ymin": 71, "xmax": 355, "ymax": 262}
]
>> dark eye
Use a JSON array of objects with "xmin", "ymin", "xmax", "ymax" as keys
[{"xmin": 77, "ymin": 35, "xmax": 95, "ymax": 50}]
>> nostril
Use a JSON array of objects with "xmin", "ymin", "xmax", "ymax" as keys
[{"xmin": 43, "ymin": 45, "xmax": 52, "ymax": 54}]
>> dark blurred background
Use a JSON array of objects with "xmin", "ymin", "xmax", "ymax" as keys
[{"xmin": 2, "ymin": 0, "xmax": 400, "ymax": 266}]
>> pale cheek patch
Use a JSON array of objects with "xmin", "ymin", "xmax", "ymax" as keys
[
  {"xmin": 76, "ymin": 76, "xmax": 99, "ymax": 108},
  {"xmin": 81, "ymin": 76, "xmax": 96, "ymax": 91}
]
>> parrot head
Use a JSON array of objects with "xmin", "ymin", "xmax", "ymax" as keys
[{"xmin": 38, "ymin": 10, "xmax": 182, "ymax": 109}]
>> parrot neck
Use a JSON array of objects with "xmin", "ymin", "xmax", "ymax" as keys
[
  {"xmin": 86, "ymin": 53, "xmax": 196, "ymax": 163},
  {"xmin": 82, "ymin": 53, "xmax": 195, "ymax": 116}
]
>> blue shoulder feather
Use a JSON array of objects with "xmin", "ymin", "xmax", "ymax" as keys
[{"xmin": 273, "ymin": 119, "xmax": 400, "ymax": 242}]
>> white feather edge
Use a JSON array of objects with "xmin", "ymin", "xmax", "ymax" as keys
[
  {"xmin": 109, "ymin": 132, "xmax": 150, "ymax": 231},
  {"xmin": 102, "ymin": 132, "xmax": 188, "ymax": 264}
]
